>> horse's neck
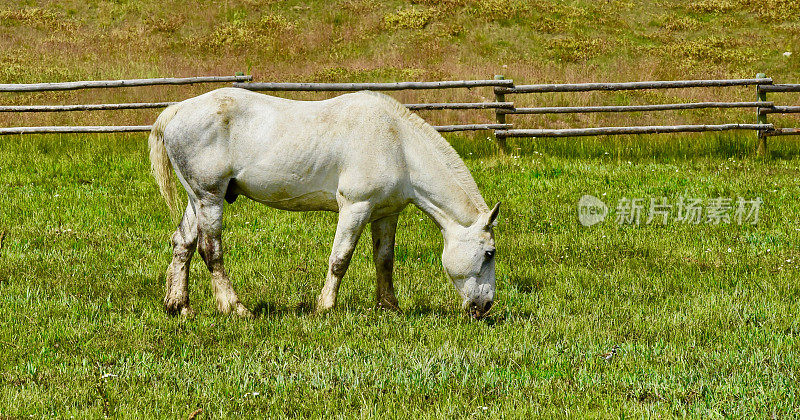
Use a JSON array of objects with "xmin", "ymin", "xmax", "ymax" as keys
[
  {"xmin": 414, "ymin": 193, "xmax": 479, "ymax": 233},
  {"xmin": 408, "ymin": 153, "xmax": 485, "ymax": 232},
  {"xmin": 368, "ymin": 95, "xmax": 487, "ymax": 231}
]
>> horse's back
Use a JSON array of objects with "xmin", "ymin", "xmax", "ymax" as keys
[{"xmin": 163, "ymin": 88, "xmax": 413, "ymax": 214}]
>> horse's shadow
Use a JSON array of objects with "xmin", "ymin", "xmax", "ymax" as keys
[
  {"xmin": 252, "ymin": 301, "xmax": 314, "ymax": 318},
  {"xmin": 251, "ymin": 300, "xmax": 449, "ymax": 318},
  {"xmin": 405, "ymin": 304, "xmax": 452, "ymax": 317},
  {"xmin": 249, "ymin": 300, "xmax": 533, "ymax": 327}
]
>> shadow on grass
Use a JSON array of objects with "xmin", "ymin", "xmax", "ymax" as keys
[
  {"xmin": 252, "ymin": 300, "xmax": 314, "ymax": 318},
  {"xmin": 510, "ymin": 277, "xmax": 546, "ymax": 294},
  {"xmin": 405, "ymin": 303, "xmax": 453, "ymax": 317},
  {"xmin": 251, "ymin": 299, "xmax": 452, "ymax": 319},
  {"xmin": 404, "ymin": 302, "xmax": 535, "ymax": 326},
  {"xmin": 249, "ymin": 299, "xmax": 532, "ymax": 326},
  {"xmin": 769, "ymin": 149, "xmax": 800, "ymax": 160}
]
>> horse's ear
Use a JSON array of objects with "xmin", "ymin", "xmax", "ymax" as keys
[{"xmin": 484, "ymin": 202, "xmax": 501, "ymax": 230}]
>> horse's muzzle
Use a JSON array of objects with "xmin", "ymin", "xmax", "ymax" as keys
[{"xmin": 467, "ymin": 300, "xmax": 493, "ymax": 319}]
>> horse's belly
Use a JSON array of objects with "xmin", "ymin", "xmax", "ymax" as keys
[
  {"xmin": 234, "ymin": 171, "xmax": 339, "ymax": 212},
  {"xmin": 256, "ymin": 191, "xmax": 338, "ymax": 211}
]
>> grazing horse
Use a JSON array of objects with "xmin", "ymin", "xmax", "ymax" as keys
[{"xmin": 149, "ymin": 88, "xmax": 500, "ymax": 318}]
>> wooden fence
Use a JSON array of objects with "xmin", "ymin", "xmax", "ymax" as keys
[
  {"xmin": 0, "ymin": 75, "xmax": 514, "ymax": 134},
  {"xmin": 1, "ymin": 73, "xmax": 798, "ymax": 155},
  {"xmin": 491, "ymin": 73, "xmax": 798, "ymax": 155}
]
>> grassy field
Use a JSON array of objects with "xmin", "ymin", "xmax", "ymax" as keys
[
  {"xmin": 2, "ymin": 0, "xmax": 800, "ymax": 417},
  {"xmin": 1, "ymin": 132, "xmax": 800, "ymax": 417}
]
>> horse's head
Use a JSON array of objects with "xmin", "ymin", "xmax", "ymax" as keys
[{"xmin": 441, "ymin": 202, "xmax": 500, "ymax": 319}]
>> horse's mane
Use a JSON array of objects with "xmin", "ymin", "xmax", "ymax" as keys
[{"xmin": 361, "ymin": 91, "xmax": 489, "ymax": 214}]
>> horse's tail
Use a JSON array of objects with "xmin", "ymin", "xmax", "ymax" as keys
[{"xmin": 149, "ymin": 104, "xmax": 182, "ymax": 222}]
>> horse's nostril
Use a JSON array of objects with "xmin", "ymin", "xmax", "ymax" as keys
[{"xmin": 484, "ymin": 301, "xmax": 493, "ymax": 312}]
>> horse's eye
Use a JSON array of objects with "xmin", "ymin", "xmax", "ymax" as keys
[{"xmin": 485, "ymin": 249, "xmax": 495, "ymax": 260}]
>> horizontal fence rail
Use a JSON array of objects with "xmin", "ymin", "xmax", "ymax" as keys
[
  {"xmin": 496, "ymin": 78, "xmax": 773, "ymax": 94},
  {"xmin": 501, "ymin": 102, "xmax": 772, "ymax": 115},
  {"xmin": 0, "ymin": 101, "xmax": 515, "ymax": 113},
  {"xmin": 0, "ymin": 102, "xmax": 177, "ymax": 112},
  {"xmin": 761, "ymin": 106, "xmax": 800, "ymax": 114},
  {"xmin": 765, "ymin": 128, "xmax": 800, "ymax": 136},
  {"xmin": 234, "ymin": 79, "xmax": 514, "ymax": 92},
  {"xmin": 0, "ymin": 76, "xmax": 252, "ymax": 93},
  {"xmin": 495, "ymin": 124, "xmax": 774, "ymax": 138},
  {"xmin": 405, "ymin": 102, "xmax": 514, "ymax": 110},
  {"xmin": 434, "ymin": 124, "xmax": 512, "ymax": 132},
  {"xmin": 489, "ymin": 73, "xmax": 798, "ymax": 156},
  {"xmin": 758, "ymin": 84, "xmax": 800, "ymax": 93},
  {"xmin": 0, "ymin": 124, "xmax": 513, "ymax": 135},
  {"xmin": 0, "ymin": 75, "xmax": 797, "ymax": 154},
  {"xmin": 0, "ymin": 126, "xmax": 153, "ymax": 135}
]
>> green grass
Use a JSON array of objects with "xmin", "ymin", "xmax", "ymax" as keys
[{"xmin": 1, "ymin": 132, "xmax": 800, "ymax": 417}]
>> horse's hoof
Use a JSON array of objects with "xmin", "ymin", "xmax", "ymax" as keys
[
  {"xmin": 234, "ymin": 303, "xmax": 254, "ymax": 319},
  {"xmin": 164, "ymin": 299, "xmax": 192, "ymax": 317},
  {"xmin": 315, "ymin": 293, "xmax": 336, "ymax": 314},
  {"xmin": 313, "ymin": 302, "xmax": 335, "ymax": 316},
  {"xmin": 313, "ymin": 306, "xmax": 331, "ymax": 316}
]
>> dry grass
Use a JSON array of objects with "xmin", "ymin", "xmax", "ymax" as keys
[{"xmin": 0, "ymin": 0, "xmax": 797, "ymax": 130}]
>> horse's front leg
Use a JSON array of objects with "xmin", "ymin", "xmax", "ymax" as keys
[
  {"xmin": 371, "ymin": 214, "xmax": 400, "ymax": 312},
  {"xmin": 164, "ymin": 202, "xmax": 198, "ymax": 316},
  {"xmin": 196, "ymin": 196, "xmax": 252, "ymax": 317},
  {"xmin": 316, "ymin": 201, "xmax": 372, "ymax": 313}
]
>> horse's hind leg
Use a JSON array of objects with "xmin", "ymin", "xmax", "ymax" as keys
[
  {"xmin": 371, "ymin": 214, "xmax": 400, "ymax": 312},
  {"xmin": 196, "ymin": 195, "xmax": 252, "ymax": 317},
  {"xmin": 164, "ymin": 202, "xmax": 198, "ymax": 316}
]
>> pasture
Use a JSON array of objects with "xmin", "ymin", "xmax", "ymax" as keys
[{"xmin": 1, "ymin": 132, "xmax": 800, "ymax": 417}]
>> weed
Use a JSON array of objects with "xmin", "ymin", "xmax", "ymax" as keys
[
  {"xmin": 531, "ymin": 17, "xmax": 564, "ymax": 34},
  {"xmin": 472, "ymin": 0, "xmax": 530, "ymax": 21},
  {"xmin": 742, "ymin": 0, "xmax": 800, "ymax": 22},
  {"xmin": 659, "ymin": 15, "xmax": 702, "ymax": 32},
  {"xmin": 0, "ymin": 8, "xmax": 59, "ymax": 27},
  {"xmin": 411, "ymin": 0, "xmax": 467, "ymax": 6},
  {"xmin": 546, "ymin": 37, "xmax": 604, "ymax": 63},
  {"xmin": 665, "ymin": 36, "xmax": 766, "ymax": 69},
  {"xmin": 191, "ymin": 12, "xmax": 294, "ymax": 51},
  {"xmin": 687, "ymin": 0, "xmax": 739, "ymax": 13},
  {"xmin": 259, "ymin": 13, "xmax": 295, "ymax": 31},
  {"xmin": 143, "ymin": 15, "xmax": 185, "ymax": 33},
  {"xmin": 309, "ymin": 66, "xmax": 426, "ymax": 82},
  {"xmin": 383, "ymin": 7, "xmax": 437, "ymax": 30}
]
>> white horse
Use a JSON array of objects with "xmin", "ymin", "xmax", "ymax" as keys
[{"xmin": 149, "ymin": 88, "xmax": 499, "ymax": 318}]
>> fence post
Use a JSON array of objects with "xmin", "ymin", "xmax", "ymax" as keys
[
  {"xmin": 756, "ymin": 72, "xmax": 768, "ymax": 156},
  {"xmin": 493, "ymin": 74, "xmax": 508, "ymax": 153}
]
